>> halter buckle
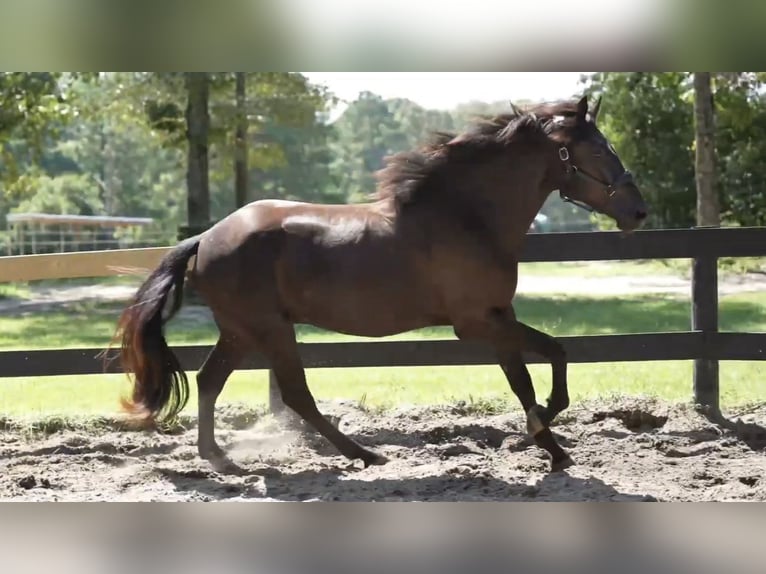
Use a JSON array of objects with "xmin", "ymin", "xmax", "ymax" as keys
[{"xmin": 558, "ymin": 147, "xmax": 570, "ymax": 162}]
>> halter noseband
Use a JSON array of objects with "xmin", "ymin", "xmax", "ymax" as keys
[{"xmin": 557, "ymin": 146, "xmax": 634, "ymax": 213}]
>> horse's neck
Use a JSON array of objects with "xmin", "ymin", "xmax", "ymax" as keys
[
  {"xmin": 469, "ymin": 161, "xmax": 551, "ymax": 250},
  {"xmin": 393, "ymin": 151, "xmax": 552, "ymax": 256}
]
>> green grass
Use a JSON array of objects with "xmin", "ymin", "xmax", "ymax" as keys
[
  {"xmin": 519, "ymin": 257, "xmax": 766, "ymax": 278},
  {"xmin": 1, "ymin": 361, "xmax": 763, "ymax": 420},
  {"xmin": 2, "ymin": 291, "xmax": 765, "ymax": 350},
  {"xmin": 1, "ymin": 285, "xmax": 765, "ymax": 418},
  {"xmin": 0, "ymin": 283, "xmax": 28, "ymax": 300},
  {"xmin": 518, "ymin": 259, "xmax": 689, "ymax": 277}
]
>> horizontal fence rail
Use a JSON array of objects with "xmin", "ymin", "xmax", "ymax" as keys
[
  {"xmin": 0, "ymin": 246, "xmax": 170, "ymax": 282},
  {"xmin": 518, "ymin": 226, "xmax": 766, "ymax": 261},
  {"xmin": 1, "ymin": 226, "xmax": 766, "ymax": 410},
  {"xmin": 1, "ymin": 332, "xmax": 765, "ymax": 379},
  {"xmin": 1, "ymin": 226, "xmax": 766, "ymax": 282}
]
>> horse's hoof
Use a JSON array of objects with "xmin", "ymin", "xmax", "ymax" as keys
[
  {"xmin": 551, "ymin": 456, "xmax": 575, "ymax": 473},
  {"xmin": 526, "ymin": 405, "xmax": 548, "ymax": 437},
  {"xmin": 209, "ymin": 455, "xmax": 247, "ymax": 476},
  {"xmin": 200, "ymin": 445, "xmax": 226, "ymax": 461},
  {"xmin": 201, "ymin": 446, "xmax": 247, "ymax": 476},
  {"xmin": 362, "ymin": 452, "xmax": 389, "ymax": 468}
]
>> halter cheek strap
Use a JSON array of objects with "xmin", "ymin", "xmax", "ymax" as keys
[{"xmin": 557, "ymin": 146, "xmax": 634, "ymax": 213}]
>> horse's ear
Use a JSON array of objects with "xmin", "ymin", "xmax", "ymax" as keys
[
  {"xmin": 576, "ymin": 95, "xmax": 589, "ymax": 120},
  {"xmin": 591, "ymin": 96, "xmax": 602, "ymax": 124}
]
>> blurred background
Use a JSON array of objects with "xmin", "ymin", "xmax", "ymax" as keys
[
  {"xmin": 0, "ymin": 2, "xmax": 765, "ymax": 510},
  {"xmin": 4, "ymin": 71, "xmax": 766, "ymax": 257},
  {"xmin": 1, "ymin": 71, "xmax": 766, "ymax": 418}
]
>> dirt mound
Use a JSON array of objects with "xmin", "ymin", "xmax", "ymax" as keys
[{"xmin": 1, "ymin": 398, "xmax": 765, "ymax": 501}]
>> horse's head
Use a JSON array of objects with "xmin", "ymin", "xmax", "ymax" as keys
[{"xmin": 546, "ymin": 96, "xmax": 648, "ymax": 233}]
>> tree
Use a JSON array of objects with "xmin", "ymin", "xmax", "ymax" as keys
[
  {"xmin": 59, "ymin": 74, "xmax": 185, "ymax": 229},
  {"xmin": 330, "ymin": 92, "xmax": 411, "ymax": 202},
  {"xmin": 387, "ymin": 98, "xmax": 455, "ymax": 148},
  {"xmin": 0, "ymin": 73, "xmax": 79, "ymax": 224},
  {"xmin": 9, "ymin": 75, "xmax": 186, "ymax": 228},
  {"xmin": 0, "ymin": 72, "xmax": 336, "ymax": 252},
  {"xmin": 184, "ymin": 72, "xmax": 211, "ymax": 237},
  {"xmin": 582, "ymin": 73, "xmax": 697, "ymax": 229},
  {"xmin": 693, "ymin": 73, "xmax": 720, "ymax": 227},
  {"xmin": 234, "ymin": 72, "xmax": 248, "ymax": 209},
  {"xmin": 0, "ymin": 73, "xmax": 67, "ymax": 168},
  {"xmin": 142, "ymin": 72, "xmax": 334, "ymax": 216},
  {"xmin": 710, "ymin": 73, "xmax": 766, "ymax": 227},
  {"xmin": 582, "ymin": 72, "xmax": 766, "ymax": 229}
]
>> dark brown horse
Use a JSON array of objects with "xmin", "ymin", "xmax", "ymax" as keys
[{"xmin": 113, "ymin": 96, "xmax": 647, "ymax": 473}]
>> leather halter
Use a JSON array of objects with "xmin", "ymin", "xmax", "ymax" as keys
[{"xmin": 557, "ymin": 146, "xmax": 634, "ymax": 213}]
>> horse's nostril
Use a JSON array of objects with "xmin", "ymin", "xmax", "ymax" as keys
[{"xmin": 635, "ymin": 210, "xmax": 648, "ymax": 221}]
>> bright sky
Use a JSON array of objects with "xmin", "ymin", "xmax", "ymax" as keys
[{"xmin": 303, "ymin": 72, "xmax": 589, "ymax": 112}]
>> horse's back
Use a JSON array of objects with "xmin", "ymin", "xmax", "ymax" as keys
[
  {"xmin": 190, "ymin": 199, "xmax": 437, "ymax": 334},
  {"xmin": 273, "ymin": 204, "xmax": 437, "ymax": 334}
]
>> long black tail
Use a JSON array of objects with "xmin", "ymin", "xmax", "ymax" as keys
[{"xmin": 112, "ymin": 235, "xmax": 201, "ymax": 427}]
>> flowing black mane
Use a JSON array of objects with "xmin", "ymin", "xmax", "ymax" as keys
[{"xmin": 373, "ymin": 99, "xmax": 587, "ymax": 209}]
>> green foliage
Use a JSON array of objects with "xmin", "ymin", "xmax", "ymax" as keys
[
  {"xmin": 11, "ymin": 172, "xmax": 100, "ymax": 215},
  {"xmin": 249, "ymin": 121, "xmax": 341, "ymax": 205},
  {"xmin": 713, "ymin": 74, "xmax": 766, "ymax": 226},
  {"xmin": 0, "ymin": 72, "xmax": 336, "ymax": 239},
  {"xmin": 583, "ymin": 72, "xmax": 766, "ymax": 229},
  {"xmin": 329, "ymin": 91, "xmax": 410, "ymax": 203},
  {"xmin": 583, "ymin": 73, "xmax": 696, "ymax": 229},
  {"xmin": 3, "ymin": 72, "xmax": 766, "ymax": 243},
  {"xmin": 2, "ymin": 288, "xmax": 766, "ymax": 415},
  {"xmin": 451, "ymin": 99, "xmax": 528, "ymax": 129},
  {"xmin": 388, "ymin": 97, "xmax": 456, "ymax": 147},
  {"xmin": 0, "ymin": 73, "xmax": 68, "ymax": 162}
]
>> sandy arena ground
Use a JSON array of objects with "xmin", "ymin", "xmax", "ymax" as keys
[
  {"xmin": 2, "ymin": 271, "xmax": 765, "ymax": 501},
  {"xmin": 2, "ymin": 398, "xmax": 765, "ymax": 501}
]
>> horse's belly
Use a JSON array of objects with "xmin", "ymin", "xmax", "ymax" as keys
[
  {"xmin": 279, "ymin": 261, "xmax": 439, "ymax": 336},
  {"xmin": 276, "ymin": 232, "xmax": 444, "ymax": 336},
  {"xmin": 291, "ymin": 281, "xmax": 441, "ymax": 336}
]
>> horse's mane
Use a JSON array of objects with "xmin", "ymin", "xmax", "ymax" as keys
[{"xmin": 373, "ymin": 99, "xmax": 584, "ymax": 209}]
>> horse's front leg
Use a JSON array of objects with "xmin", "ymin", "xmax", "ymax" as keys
[
  {"xmin": 454, "ymin": 307, "xmax": 573, "ymax": 471},
  {"xmin": 504, "ymin": 317, "xmax": 570, "ymax": 429},
  {"xmin": 501, "ymin": 351, "xmax": 573, "ymax": 471}
]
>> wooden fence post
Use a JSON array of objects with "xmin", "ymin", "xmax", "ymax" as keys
[{"xmin": 692, "ymin": 252, "xmax": 719, "ymax": 409}]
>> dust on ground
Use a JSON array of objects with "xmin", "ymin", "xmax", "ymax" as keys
[{"xmin": 2, "ymin": 397, "xmax": 765, "ymax": 501}]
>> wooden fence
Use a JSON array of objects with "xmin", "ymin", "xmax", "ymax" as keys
[{"xmin": 1, "ymin": 227, "xmax": 766, "ymax": 411}]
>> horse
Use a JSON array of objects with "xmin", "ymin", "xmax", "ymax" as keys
[{"xmin": 112, "ymin": 95, "xmax": 647, "ymax": 474}]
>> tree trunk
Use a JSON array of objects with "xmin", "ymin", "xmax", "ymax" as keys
[
  {"xmin": 184, "ymin": 72, "xmax": 210, "ymax": 236},
  {"xmin": 693, "ymin": 72, "xmax": 720, "ymax": 227},
  {"xmin": 234, "ymin": 72, "xmax": 249, "ymax": 209}
]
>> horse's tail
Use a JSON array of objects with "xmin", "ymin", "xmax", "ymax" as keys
[{"xmin": 112, "ymin": 235, "xmax": 202, "ymax": 428}]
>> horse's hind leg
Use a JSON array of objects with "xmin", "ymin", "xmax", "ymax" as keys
[
  {"xmin": 196, "ymin": 333, "xmax": 246, "ymax": 467},
  {"xmin": 259, "ymin": 320, "xmax": 388, "ymax": 468}
]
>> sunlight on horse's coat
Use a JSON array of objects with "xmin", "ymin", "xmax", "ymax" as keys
[{"xmin": 282, "ymin": 214, "xmax": 370, "ymax": 246}]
